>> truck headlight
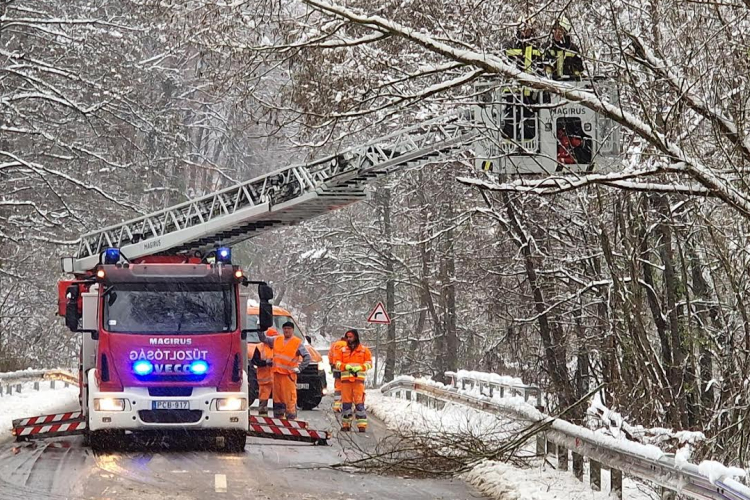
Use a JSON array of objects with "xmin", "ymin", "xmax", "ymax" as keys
[
  {"xmin": 215, "ymin": 398, "xmax": 247, "ymax": 411},
  {"xmin": 94, "ymin": 398, "xmax": 126, "ymax": 411}
]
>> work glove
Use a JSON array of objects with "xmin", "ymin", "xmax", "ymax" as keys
[
  {"xmin": 349, "ymin": 365, "xmax": 362, "ymax": 373},
  {"xmin": 344, "ymin": 364, "xmax": 353, "ymax": 371},
  {"xmin": 293, "ymin": 367, "xmax": 300, "ymax": 374}
]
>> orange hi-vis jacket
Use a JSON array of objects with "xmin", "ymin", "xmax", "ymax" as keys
[
  {"xmin": 257, "ymin": 343, "xmax": 274, "ymax": 385},
  {"xmin": 272, "ymin": 336, "xmax": 303, "ymax": 375},
  {"xmin": 336, "ymin": 344, "xmax": 373, "ymax": 382},
  {"xmin": 328, "ymin": 339, "xmax": 347, "ymax": 366}
]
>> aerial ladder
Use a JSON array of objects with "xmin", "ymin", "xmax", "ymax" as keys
[{"xmin": 12, "ymin": 80, "xmax": 619, "ymax": 449}]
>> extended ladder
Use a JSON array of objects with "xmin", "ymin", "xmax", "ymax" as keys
[{"xmin": 70, "ymin": 115, "xmax": 478, "ymax": 273}]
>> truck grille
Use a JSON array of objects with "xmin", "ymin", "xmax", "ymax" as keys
[
  {"xmin": 138, "ymin": 410, "xmax": 203, "ymax": 424},
  {"xmin": 148, "ymin": 387, "xmax": 193, "ymax": 397}
]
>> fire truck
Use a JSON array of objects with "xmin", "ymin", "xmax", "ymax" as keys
[
  {"xmin": 12, "ymin": 79, "xmax": 619, "ymax": 450},
  {"xmin": 57, "ymin": 248, "xmax": 274, "ymax": 451}
]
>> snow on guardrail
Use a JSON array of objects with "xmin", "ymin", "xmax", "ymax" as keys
[
  {"xmin": 381, "ymin": 375, "xmax": 750, "ymax": 500},
  {"xmin": 0, "ymin": 369, "xmax": 78, "ymax": 398}
]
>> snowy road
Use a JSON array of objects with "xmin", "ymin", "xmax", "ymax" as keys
[{"xmin": 0, "ymin": 395, "xmax": 483, "ymax": 500}]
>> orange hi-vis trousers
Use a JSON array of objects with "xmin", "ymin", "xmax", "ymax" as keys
[
  {"xmin": 258, "ymin": 380, "xmax": 272, "ymax": 415},
  {"xmin": 341, "ymin": 380, "xmax": 366, "ymax": 430},
  {"xmin": 332, "ymin": 370, "xmax": 342, "ymax": 411},
  {"xmin": 272, "ymin": 372, "xmax": 298, "ymax": 420}
]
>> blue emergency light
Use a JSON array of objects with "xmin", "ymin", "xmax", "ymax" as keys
[
  {"xmin": 216, "ymin": 247, "xmax": 231, "ymax": 264},
  {"xmin": 133, "ymin": 359, "xmax": 154, "ymax": 376},
  {"xmin": 104, "ymin": 247, "xmax": 120, "ymax": 265},
  {"xmin": 189, "ymin": 360, "xmax": 209, "ymax": 375}
]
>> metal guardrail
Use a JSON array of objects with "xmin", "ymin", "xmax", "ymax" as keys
[
  {"xmin": 0, "ymin": 369, "xmax": 78, "ymax": 397},
  {"xmin": 445, "ymin": 370, "xmax": 542, "ymax": 407},
  {"xmin": 381, "ymin": 376, "xmax": 750, "ymax": 500}
]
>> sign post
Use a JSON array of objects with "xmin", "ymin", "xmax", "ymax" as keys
[{"xmin": 367, "ymin": 302, "xmax": 391, "ymax": 387}]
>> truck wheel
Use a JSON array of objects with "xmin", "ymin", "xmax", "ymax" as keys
[
  {"xmin": 300, "ymin": 397, "xmax": 322, "ymax": 411},
  {"xmin": 222, "ymin": 431, "xmax": 246, "ymax": 453},
  {"xmin": 89, "ymin": 430, "xmax": 110, "ymax": 452}
]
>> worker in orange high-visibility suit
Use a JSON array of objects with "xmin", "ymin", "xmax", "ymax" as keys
[
  {"xmin": 251, "ymin": 327, "xmax": 278, "ymax": 415},
  {"xmin": 328, "ymin": 336, "xmax": 348, "ymax": 412},
  {"xmin": 259, "ymin": 321, "xmax": 310, "ymax": 419},
  {"xmin": 335, "ymin": 329, "xmax": 372, "ymax": 432}
]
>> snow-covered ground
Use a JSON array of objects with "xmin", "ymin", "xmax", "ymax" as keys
[
  {"xmin": 0, "ymin": 380, "xmax": 78, "ymax": 440},
  {"xmin": 366, "ymin": 389, "xmax": 660, "ymax": 500}
]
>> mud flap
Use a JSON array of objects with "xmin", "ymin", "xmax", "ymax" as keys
[{"xmin": 12, "ymin": 412, "xmax": 87, "ymax": 441}]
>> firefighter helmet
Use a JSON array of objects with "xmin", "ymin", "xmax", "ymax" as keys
[{"xmin": 553, "ymin": 15, "xmax": 572, "ymax": 33}]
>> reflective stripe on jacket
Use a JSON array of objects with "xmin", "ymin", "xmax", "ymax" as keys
[
  {"xmin": 272, "ymin": 336, "xmax": 303, "ymax": 375},
  {"xmin": 506, "ymin": 45, "xmax": 544, "ymax": 73},
  {"xmin": 336, "ymin": 344, "xmax": 373, "ymax": 382}
]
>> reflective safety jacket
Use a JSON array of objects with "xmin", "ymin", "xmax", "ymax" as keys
[
  {"xmin": 256, "ymin": 343, "xmax": 274, "ymax": 385},
  {"xmin": 328, "ymin": 339, "xmax": 347, "ymax": 368},
  {"xmin": 545, "ymin": 38, "xmax": 584, "ymax": 80},
  {"xmin": 336, "ymin": 344, "xmax": 373, "ymax": 382},
  {"xmin": 270, "ymin": 336, "xmax": 309, "ymax": 375},
  {"xmin": 504, "ymin": 36, "xmax": 546, "ymax": 75}
]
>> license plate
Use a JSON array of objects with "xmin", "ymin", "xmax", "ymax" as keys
[
  {"xmin": 296, "ymin": 383, "xmax": 309, "ymax": 390},
  {"xmin": 152, "ymin": 400, "xmax": 189, "ymax": 410}
]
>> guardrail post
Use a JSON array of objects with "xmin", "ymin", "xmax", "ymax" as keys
[
  {"xmin": 573, "ymin": 452, "xmax": 583, "ymax": 481},
  {"xmin": 488, "ymin": 383, "xmax": 494, "ymax": 397},
  {"xmin": 558, "ymin": 446, "xmax": 568, "ymax": 471},
  {"xmin": 536, "ymin": 434, "xmax": 546, "ymax": 456},
  {"xmin": 499, "ymin": 386, "xmax": 505, "ymax": 398},
  {"xmin": 6, "ymin": 384, "xmax": 11, "ymax": 396},
  {"xmin": 34, "ymin": 381, "xmax": 40, "ymax": 391},
  {"xmin": 50, "ymin": 380, "xmax": 56, "ymax": 389},
  {"xmin": 590, "ymin": 460, "xmax": 601, "ymax": 491},
  {"xmin": 15, "ymin": 383, "xmax": 21, "ymax": 393},
  {"xmin": 0, "ymin": 384, "xmax": 3, "ymax": 396},
  {"xmin": 661, "ymin": 487, "xmax": 677, "ymax": 499},
  {"xmin": 64, "ymin": 382, "xmax": 70, "ymax": 388},
  {"xmin": 611, "ymin": 468, "xmax": 623, "ymax": 499}
]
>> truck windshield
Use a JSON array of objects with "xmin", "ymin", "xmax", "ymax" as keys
[{"xmin": 103, "ymin": 283, "xmax": 236, "ymax": 334}]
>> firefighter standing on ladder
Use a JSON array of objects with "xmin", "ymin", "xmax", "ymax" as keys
[
  {"xmin": 335, "ymin": 329, "xmax": 372, "ymax": 432},
  {"xmin": 259, "ymin": 322, "xmax": 310, "ymax": 420},
  {"xmin": 329, "ymin": 335, "xmax": 347, "ymax": 412}
]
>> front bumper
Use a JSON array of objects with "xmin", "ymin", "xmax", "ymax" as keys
[{"xmin": 87, "ymin": 370, "xmax": 248, "ymax": 432}]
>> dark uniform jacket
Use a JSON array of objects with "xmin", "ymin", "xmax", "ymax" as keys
[{"xmin": 545, "ymin": 35, "xmax": 584, "ymax": 79}]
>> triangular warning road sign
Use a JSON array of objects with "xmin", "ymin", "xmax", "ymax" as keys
[{"xmin": 367, "ymin": 302, "xmax": 391, "ymax": 324}]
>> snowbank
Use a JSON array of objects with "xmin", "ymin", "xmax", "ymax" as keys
[
  {"xmin": 366, "ymin": 390, "xmax": 523, "ymax": 441},
  {"xmin": 0, "ymin": 381, "xmax": 78, "ymax": 439},
  {"xmin": 370, "ymin": 380, "xmax": 662, "ymax": 500},
  {"xmin": 464, "ymin": 459, "xmax": 659, "ymax": 500}
]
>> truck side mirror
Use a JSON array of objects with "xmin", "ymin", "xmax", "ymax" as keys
[
  {"xmin": 65, "ymin": 284, "xmax": 80, "ymax": 332},
  {"xmin": 258, "ymin": 283, "xmax": 273, "ymax": 302},
  {"xmin": 305, "ymin": 335, "xmax": 312, "ymax": 344},
  {"xmin": 259, "ymin": 301, "xmax": 273, "ymax": 331}
]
